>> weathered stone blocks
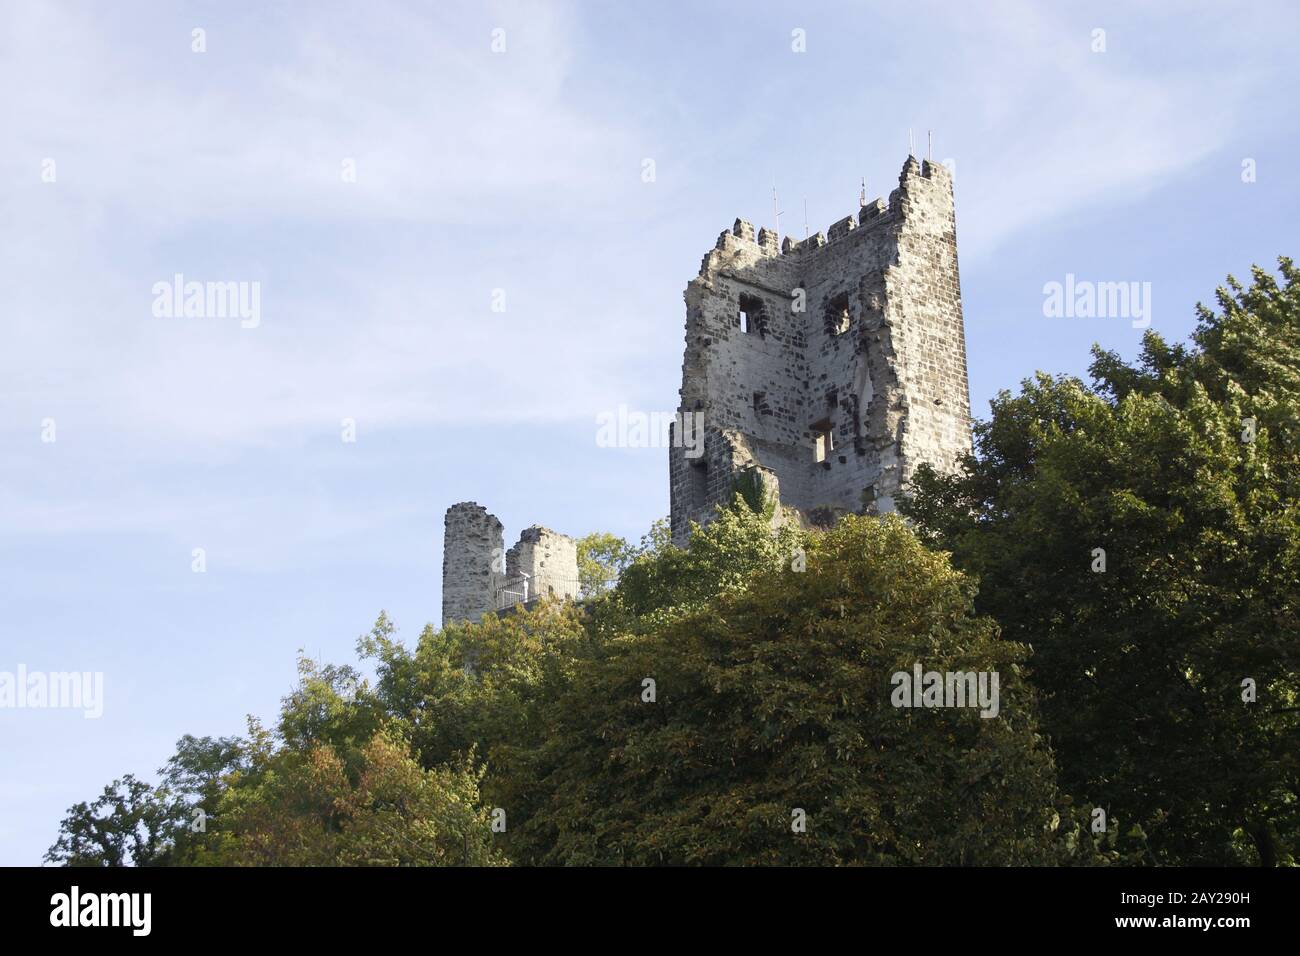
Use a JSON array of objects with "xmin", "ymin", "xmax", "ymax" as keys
[
  {"xmin": 668, "ymin": 156, "xmax": 972, "ymax": 543},
  {"xmin": 441, "ymin": 503, "xmax": 578, "ymax": 627}
]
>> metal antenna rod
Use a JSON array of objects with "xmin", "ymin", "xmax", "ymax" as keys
[
  {"xmin": 772, "ymin": 179, "xmax": 783, "ymax": 243},
  {"xmin": 908, "ymin": 128, "xmax": 914, "ymax": 157},
  {"xmin": 927, "ymin": 130, "xmax": 932, "ymax": 161},
  {"xmin": 803, "ymin": 197, "xmax": 809, "ymax": 239}
]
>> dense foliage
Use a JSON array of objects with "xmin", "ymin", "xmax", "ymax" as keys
[
  {"xmin": 904, "ymin": 259, "xmax": 1300, "ymax": 865},
  {"xmin": 496, "ymin": 514, "xmax": 1067, "ymax": 865}
]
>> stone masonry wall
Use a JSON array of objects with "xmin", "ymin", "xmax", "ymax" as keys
[
  {"xmin": 879, "ymin": 158, "xmax": 972, "ymax": 508},
  {"xmin": 441, "ymin": 502, "xmax": 505, "ymax": 626},
  {"xmin": 505, "ymin": 526, "xmax": 580, "ymax": 603},
  {"xmin": 668, "ymin": 156, "xmax": 971, "ymax": 542},
  {"xmin": 442, "ymin": 505, "xmax": 579, "ymax": 627}
]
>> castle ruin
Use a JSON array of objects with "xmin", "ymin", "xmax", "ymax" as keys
[
  {"xmin": 441, "ymin": 502, "xmax": 579, "ymax": 627},
  {"xmin": 668, "ymin": 156, "xmax": 971, "ymax": 542},
  {"xmin": 441, "ymin": 155, "xmax": 971, "ymax": 626}
]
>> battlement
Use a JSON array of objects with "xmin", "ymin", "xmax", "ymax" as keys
[
  {"xmin": 671, "ymin": 155, "xmax": 970, "ymax": 543},
  {"xmin": 709, "ymin": 158, "xmax": 953, "ymax": 269}
]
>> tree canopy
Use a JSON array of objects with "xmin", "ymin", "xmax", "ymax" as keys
[{"xmin": 904, "ymin": 259, "xmax": 1300, "ymax": 865}]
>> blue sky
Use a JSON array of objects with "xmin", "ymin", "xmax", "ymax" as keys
[{"xmin": 2, "ymin": 0, "xmax": 1297, "ymax": 865}]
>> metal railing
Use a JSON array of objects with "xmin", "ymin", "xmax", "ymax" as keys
[{"xmin": 493, "ymin": 574, "xmax": 582, "ymax": 611}]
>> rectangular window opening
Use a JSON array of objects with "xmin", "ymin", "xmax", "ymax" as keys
[
  {"xmin": 688, "ymin": 457, "xmax": 708, "ymax": 508},
  {"xmin": 739, "ymin": 293, "xmax": 764, "ymax": 335},
  {"xmin": 811, "ymin": 419, "xmax": 834, "ymax": 463},
  {"xmin": 825, "ymin": 292, "xmax": 851, "ymax": 336}
]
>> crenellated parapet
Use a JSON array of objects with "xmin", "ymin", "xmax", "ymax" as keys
[{"xmin": 703, "ymin": 158, "xmax": 954, "ymax": 270}]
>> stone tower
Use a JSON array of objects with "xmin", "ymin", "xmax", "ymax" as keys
[
  {"xmin": 441, "ymin": 502, "xmax": 504, "ymax": 627},
  {"xmin": 441, "ymin": 502, "xmax": 580, "ymax": 628},
  {"xmin": 668, "ymin": 156, "xmax": 971, "ymax": 543}
]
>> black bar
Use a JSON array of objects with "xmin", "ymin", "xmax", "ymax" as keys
[{"xmin": 0, "ymin": 866, "xmax": 1281, "ymax": 941}]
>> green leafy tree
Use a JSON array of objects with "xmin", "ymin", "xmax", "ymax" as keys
[
  {"xmin": 277, "ymin": 652, "xmax": 385, "ymax": 765},
  {"xmin": 594, "ymin": 496, "xmax": 802, "ymax": 637},
  {"xmin": 45, "ymin": 775, "xmax": 177, "ymax": 867},
  {"xmin": 904, "ymin": 260, "xmax": 1300, "ymax": 865},
  {"xmin": 361, "ymin": 602, "xmax": 589, "ymax": 772},
  {"xmin": 500, "ymin": 514, "xmax": 1070, "ymax": 865},
  {"xmin": 199, "ymin": 725, "xmax": 505, "ymax": 866},
  {"xmin": 575, "ymin": 532, "xmax": 635, "ymax": 597},
  {"xmin": 46, "ymin": 735, "xmax": 248, "ymax": 866},
  {"xmin": 158, "ymin": 734, "xmax": 249, "ymax": 863}
]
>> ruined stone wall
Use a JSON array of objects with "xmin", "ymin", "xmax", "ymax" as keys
[
  {"xmin": 506, "ymin": 526, "xmax": 579, "ymax": 603},
  {"xmin": 441, "ymin": 502, "xmax": 504, "ymax": 626},
  {"xmin": 668, "ymin": 156, "xmax": 971, "ymax": 542},
  {"xmin": 877, "ymin": 159, "xmax": 972, "ymax": 508},
  {"xmin": 442, "ymin": 505, "xmax": 579, "ymax": 627}
]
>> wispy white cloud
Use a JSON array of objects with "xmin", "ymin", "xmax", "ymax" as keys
[
  {"xmin": 925, "ymin": 1, "xmax": 1266, "ymax": 259},
  {"xmin": 1, "ymin": 0, "xmax": 1295, "ymax": 481},
  {"xmin": 1, "ymin": 0, "xmax": 656, "ymax": 450},
  {"xmin": 0, "ymin": 1, "xmax": 633, "ymax": 224}
]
